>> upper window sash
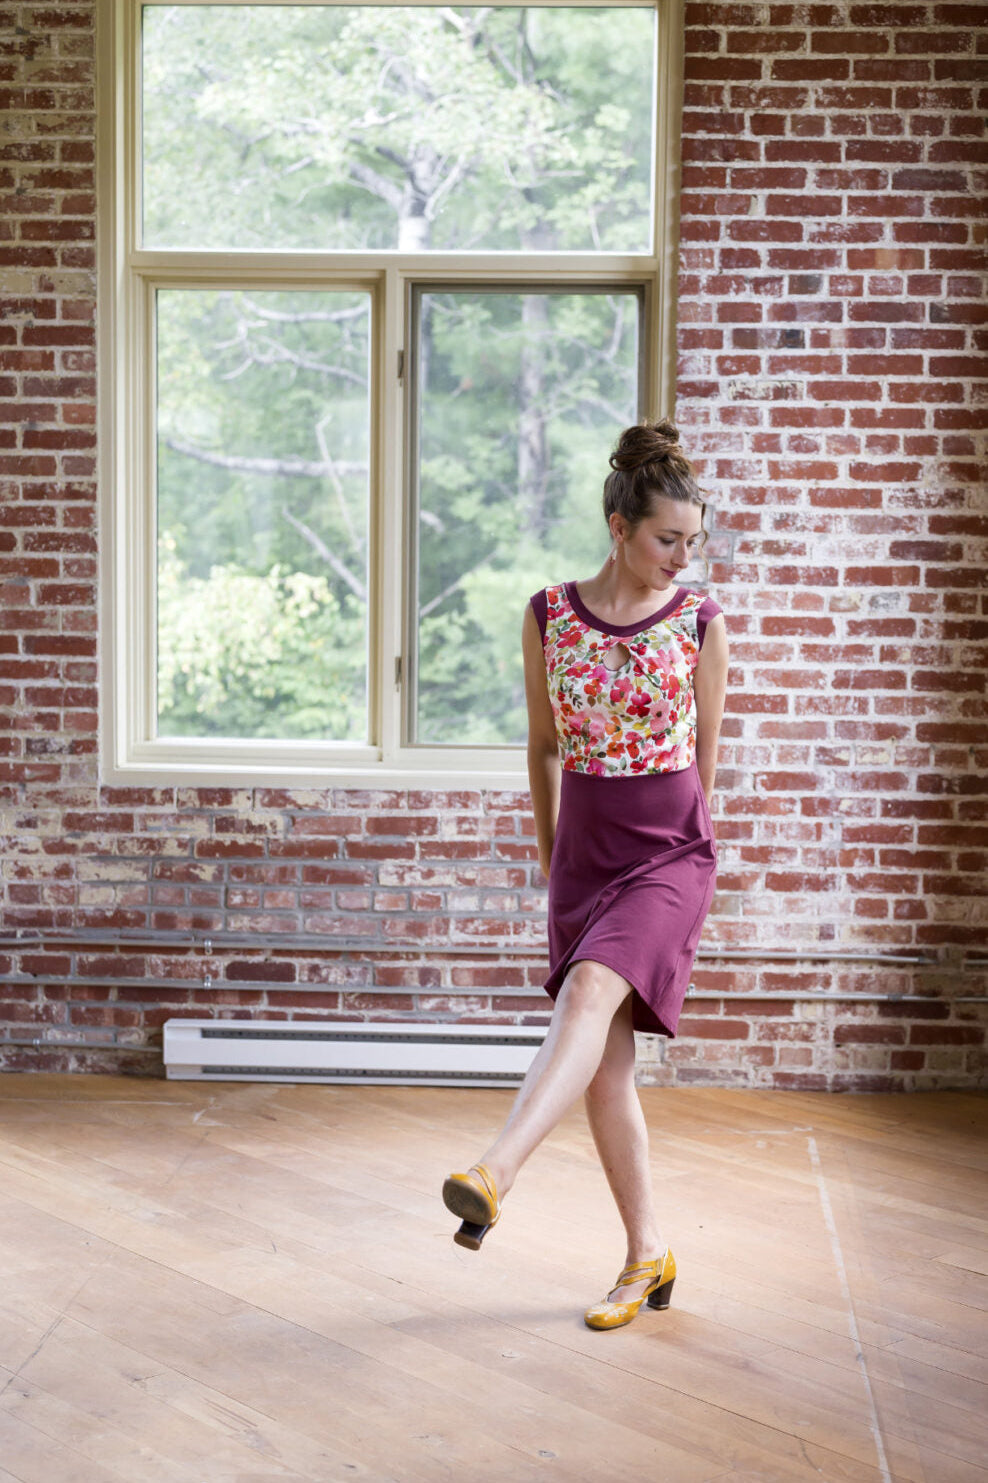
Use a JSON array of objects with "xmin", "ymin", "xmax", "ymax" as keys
[{"xmin": 139, "ymin": 4, "xmax": 659, "ymax": 257}]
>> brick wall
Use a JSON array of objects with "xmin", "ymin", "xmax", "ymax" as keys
[{"xmin": 1, "ymin": 0, "xmax": 985, "ymax": 1090}]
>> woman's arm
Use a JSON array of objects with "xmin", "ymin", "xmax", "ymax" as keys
[
  {"xmin": 522, "ymin": 601, "xmax": 561, "ymax": 880},
  {"xmin": 693, "ymin": 611, "xmax": 728, "ymax": 804}
]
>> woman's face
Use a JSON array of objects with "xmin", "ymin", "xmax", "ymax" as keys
[{"xmin": 613, "ymin": 496, "xmax": 703, "ymax": 590}]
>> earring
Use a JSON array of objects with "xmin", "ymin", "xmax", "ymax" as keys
[{"xmin": 609, "ymin": 546, "xmax": 617, "ymax": 564}]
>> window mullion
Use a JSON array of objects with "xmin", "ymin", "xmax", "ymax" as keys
[{"xmin": 375, "ymin": 266, "xmax": 406, "ymax": 766}]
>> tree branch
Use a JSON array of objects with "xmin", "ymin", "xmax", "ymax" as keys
[
  {"xmin": 419, "ymin": 550, "xmax": 497, "ymax": 620},
  {"xmin": 314, "ymin": 413, "xmax": 365, "ymax": 559},
  {"xmin": 280, "ymin": 506, "xmax": 367, "ymax": 601},
  {"xmin": 345, "ymin": 156, "xmax": 405, "ymax": 212},
  {"xmin": 163, "ymin": 436, "xmax": 366, "ymax": 480},
  {"xmin": 238, "ymin": 298, "xmax": 369, "ymax": 326},
  {"xmin": 216, "ymin": 334, "xmax": 367, "ymax": 388}
]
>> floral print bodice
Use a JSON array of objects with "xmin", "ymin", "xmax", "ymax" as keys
[{"xmin": 532, "ymin": 581, "xmax": 722, "ymax": 777}]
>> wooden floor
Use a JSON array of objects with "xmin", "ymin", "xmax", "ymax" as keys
[{"xmin": 0, "ymin": 1079, "xmax": 984, "ymax": 1483}]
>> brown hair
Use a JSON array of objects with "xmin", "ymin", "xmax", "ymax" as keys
[{"xmin": 603, "ymin": 419, "xmax": 711, "ymax": 576}]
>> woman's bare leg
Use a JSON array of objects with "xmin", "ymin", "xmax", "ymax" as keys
[
  {"xmin": 472, "ymin": 960, "xmax": 632, "ymax": 1198},
  {"xmin": 583, "ymin": 994, "xmax": 663, "ymax": 1303}
]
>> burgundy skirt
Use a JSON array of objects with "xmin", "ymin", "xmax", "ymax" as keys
[{"xmin": 544, "ymin": 762, "xmax": 717, "ymax": 1037}]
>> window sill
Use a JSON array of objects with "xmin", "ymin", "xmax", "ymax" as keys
[{"xmin": 104, "ymin": 738, "xmax": 531, "ymax": 791}]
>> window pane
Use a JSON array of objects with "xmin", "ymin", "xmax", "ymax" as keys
[
  {"xmin": 142, "ymin": 6, "xmax": 655, "ymax": 252},
  {"xmin": 413, "ymin": 289, "xmax": 640, "ymax": 746},
  {"xmin": 155, "ymin": 289, "xmax": 370, "ymax": 741}
]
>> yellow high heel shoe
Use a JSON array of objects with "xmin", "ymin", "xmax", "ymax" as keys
[
  {"xmin": 584, "ymin": 1247, "xmax": 676, "ymax": 1331},
  {"xmin": 442, "ymin": 1163, "xmax": 500, "ymax": 1251}
]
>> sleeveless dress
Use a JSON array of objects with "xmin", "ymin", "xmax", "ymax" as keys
[{"xmin": 530, "ymin": 580, "xmax": 723, "ymax": 1038}]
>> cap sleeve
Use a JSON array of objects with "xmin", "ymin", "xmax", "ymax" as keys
[
  {"xmin": 696, "ymin": 594, "xmax": 723, "ymax": 652},
  {"xmin": 529, "ymin": 588, "xmax": 549, "ymax": 642}
]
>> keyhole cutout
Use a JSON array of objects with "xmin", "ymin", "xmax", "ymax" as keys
[{"xmin": 602, "ymin": 642, "xmax": 632, "ymax": 672}]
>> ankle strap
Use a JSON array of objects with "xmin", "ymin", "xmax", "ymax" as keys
[
  {"xmin": 614, "ymin": 1259, "xmax": 660, "ymax": 1286},
  {"xmin": 470, "ymin": 1163, "xmax": 498, "ymax": 1205}
]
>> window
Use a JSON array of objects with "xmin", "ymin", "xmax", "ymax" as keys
[{"xmin": 100, "ymin": 0, "xmax": 684, "ymax": 784}]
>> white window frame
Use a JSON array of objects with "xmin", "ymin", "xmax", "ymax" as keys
[{"xmin": 97, "ymin": 0, "xmax": 685, "ymax": 787}]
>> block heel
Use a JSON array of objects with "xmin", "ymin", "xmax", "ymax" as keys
[
  {"xmin": 453, "ymin": 1216, "xmax": 496, "ymax": 1250},
  {"xmin": 647, "ymin": 1276, "xmax": 675, "ymax": 1310}
]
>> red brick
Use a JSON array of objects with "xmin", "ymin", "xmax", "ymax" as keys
[
  {"xmin": 834, "ymin": 1022, "xmax": 908, "ymax": 1045},
  {"xmin": 890, "ymin": 1050, "xmax": 927, "ymax": 1070},
  {"xmin": 676, "ymin": 1018, "xmax": 752, "ymax": 1039},
  {"xmin": 909, "ymin": 1025, "xmax": 983, "ymax": 1045}
]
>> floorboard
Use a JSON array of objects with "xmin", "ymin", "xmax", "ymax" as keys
[{"xmin": 0, "ymin": 1077, "xmax": 984, "ymax": 1482}]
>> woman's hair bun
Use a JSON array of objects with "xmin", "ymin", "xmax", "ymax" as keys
[
  {"xmin": 602, "ymin": 416, "xmax": 707, "ymax": 562},
  {"xmin": 609, "ymin": 419, "xmax": 681, "ymax": 473}
]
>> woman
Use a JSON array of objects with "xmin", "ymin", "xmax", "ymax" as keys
[{"xmin": 442, "ymin": 419, "xmax": 729, "ymax": 1331}]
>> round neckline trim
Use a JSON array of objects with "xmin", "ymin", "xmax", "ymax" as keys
[{"xmin": 565, "ymin": 580, "xmax": 688, "ymax": 637}]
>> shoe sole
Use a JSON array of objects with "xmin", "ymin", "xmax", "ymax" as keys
[{"xmin": 442, "ymin": 1175, "xmax": 496, "ymax": 1226}]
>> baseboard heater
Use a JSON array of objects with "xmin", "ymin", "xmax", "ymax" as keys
[{"xmin": 163, "ymin": 1018, "xmax": 546, "ymax": 1087}]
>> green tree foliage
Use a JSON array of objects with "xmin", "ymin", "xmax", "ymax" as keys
[
  {"xmin": 155, "ymin": 288, "xmax": 370, "ymax": 739},
  {"xmin": 143, "ymin": 5, "xmax": 654, "ymax": 251},
  {"xmin": 416, "ymin": 290, "xmax": 639, "ymax": 744},
  {"xmin": 158, "ymin": 539, "xmax": 365, "ymax": 738}
]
